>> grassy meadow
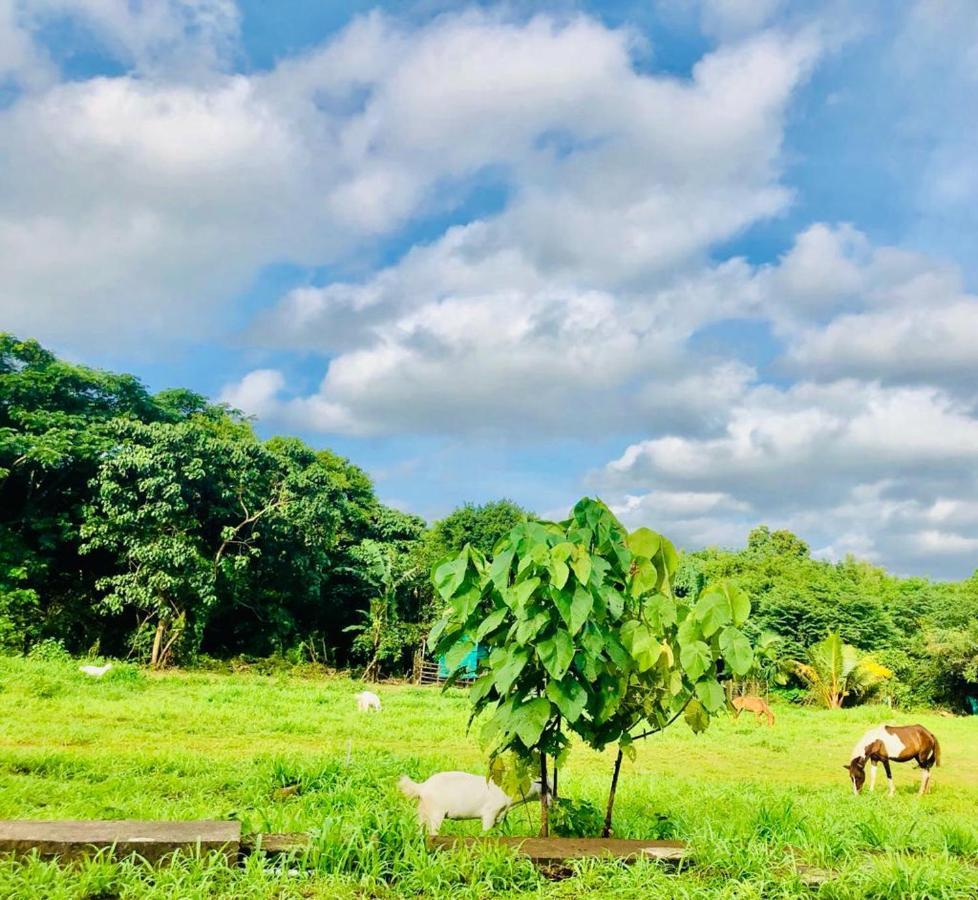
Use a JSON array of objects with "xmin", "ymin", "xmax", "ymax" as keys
[{"xmin": 1, "ymin": 656, "xmax": 977, "ymax": 898}]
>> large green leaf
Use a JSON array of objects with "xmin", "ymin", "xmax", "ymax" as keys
[
  {"xmin": 727, "ymin": 583, "xmax": 751, "ymax": 627},
  {"xmin": 680, "ymin": 639, "xmax": 711, "ymax": 681},
  {"xmin": 550, "ymin": 542, "xmax": 575, "ymax": 562},
  {"xmin": 469, "ymin": 672, "xmax": 495, "ymax": 705},
  {"xmin": 515, "ymin": 610, "xmax": 549, "ymax": 644},
  {"xmin": 444, "ymin": 639, "xmax": 475, "ymax": 673},
  {"xmin": 426, "ymin": 615, "xmax": 449, "ymax": 651},
  {"xmin": 433, "ymin": 549, "xmax": 469, "ymax": 600},
  {"xmin": 604, "ymin": 634, "xmax": 632, "ymax": 672},
  {"xmin": 684, "ymin": 698, "xmax": 709, "ymax": 733},
  {"xmin": 581, "ymin": 621, "xmax": 606, "ymax": 658},
  {"xmin": 621, "ymin": 620, "xmax": 659, "ymax": 672},
  {"xmin": 571, "ymin": 547, "xmax": 592, "ymax": 586},
  {"xmin": 694, "ymin": 590, "xmax": 731, "ymax": 637},
  {"xmin": 546, "ymin": 678, "xmax": 587, "ymax": 723},
  {"xmin": 627, "ymin": 527, "xmax": 661, "ymax": 559},
  {"xmin": 493, "ymin": 646, "xmax": 530, "ymax": 694},
  {"xmin": 658, "ymin": 536, "xmax": 680, "ymax": 579},
  {"xmin": 719, "ymin": 625, "xmax": 754, "ymax": 676},
  {"xmin": 451, "ymin": 587, "xmax": 482, "ymax": 621},
  {"xmin": 643, "ymin": 593, "xmax": 676, "ymax": 633},
  {"xmin": 537, "ymin": 628, "xmax": 575, "ymax": 680},
  {"xmin": 475, "ymin": 605, "xmax": 508, "ymax": 641},
  {"xmin": 677, "ymin": 616, "xmax": 701, "ymax": 647},
  {"xmin": 548, "ymin": 558, "xmax": 570, "ymax": 590},
  {"xmin": 603, "ymin": 586, "xmax": 625, "ymax": 620},
  {"xmin": 552, "ymin": 589, "xmax": 574, "ymax": 632},
  {"xmin": 629, "ymin": 559, "xmax": 657, "ymax": 597},
  {"xmin": 569, "ymin": 587, "xmax": 593, "ymax": 636},
  {"xmin": 513, "ymin": 697, "xmax": 552, "ymax": 747},
  {"xmin": 589, "ymin": 554, "xmax": 611, "ymax": 585},
  {"xmin": 695, "ymin": 678, "xmax": 726, "ymax": 713},
  {"xmin": 489, "ymin": 549, "xmax": 514, "ymax": 590},
  {"xmin": 506, "ymin": 577, "xmax": 540, "ymax": 610}
]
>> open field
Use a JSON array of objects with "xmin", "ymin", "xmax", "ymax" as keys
[{"xmin": 1, "ymin": 656, "xmax": 977, "ymax": 898}]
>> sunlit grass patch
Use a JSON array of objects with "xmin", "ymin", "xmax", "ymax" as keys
[{"xmin": 0, "ymin": 656, "xmax": 976, "ymax": 897}]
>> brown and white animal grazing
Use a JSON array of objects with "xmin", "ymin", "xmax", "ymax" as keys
[
  {"xmin": 398, "ymin": 772, "xmax": 546, "ymax": 835},
  {"xmin": 845, "ymin": 725, "xmax": 940, "ymax": 796},
  {"xmin": 732, "ymin": 695, "xmax": 775, "ymax": 726},
  {"xmin": 355, "ymin": 690, "xmax": 381, "ymax": 712},
  {"xmin": 79, "ymin": 663, "xmax": 112, "ymax": 678}
]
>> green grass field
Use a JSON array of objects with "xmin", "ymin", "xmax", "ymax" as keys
[{"xmin": 1, "ymin": 656, "xmax": 977, "ymax": 898}]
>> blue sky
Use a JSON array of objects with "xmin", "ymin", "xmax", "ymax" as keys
[{"xmin": 2, "ymin": 0, "xmax": 978, "ymax": 578}]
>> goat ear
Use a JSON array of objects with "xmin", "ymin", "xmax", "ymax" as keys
[{"xmin": 843, "ymin": 765, "xmax": 850, "ymax": 770}]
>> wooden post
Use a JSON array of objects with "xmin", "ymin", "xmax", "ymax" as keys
[
  {"xmin": 602, "ymin": 747, "xmax": 623, "ymax": 838},
  {"xmin": 539, "ymin": 753, "xmax": 549, "ymax": 837}
]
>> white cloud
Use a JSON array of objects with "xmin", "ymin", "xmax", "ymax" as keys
[
  {"xmin": 609, "ymin": 489, "xmax": 753, "ymax": 550},
  {"xmin": 697, "ymin": 0, "xmax": 786, "ymax": 39},
  {"xmin": 597, "ymin": 382, "xmax": 978, "ymax": 575},
  {"xmin": 747, "ymin": 224, "xmax": 978, "ymax": 394},
  {"xmin": 0, "ymin": 10, "xmax": 818, "ymax": 354},
  {"xmin": 789, "ymin": 300, "xmax": 978, "ymax": 386},
  {"xmin": 0, "ymin": 1, "xmax": 50, "ymax": 88},
  {"xmin": 235, "ymin": 21, "xmax": 818, "ymax": 436},
  {"xmin": 218, "ymin": 368, "xmax": 285, "ymax": 420},
  {"xmin": 22, "ymin": 0, "xmax": 241, "ymax": 76},
  {"xmin": 916, "ymin": 529, "xmax": 978, "ymax": 556},
  {"xmin": 604, "ymin": 381, "xmax": 978, "ymax": 492}
]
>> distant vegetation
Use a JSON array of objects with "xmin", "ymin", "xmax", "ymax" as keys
[{"xmin": 2, "ymin": 334, "xmax": 976, "ymax": 710}]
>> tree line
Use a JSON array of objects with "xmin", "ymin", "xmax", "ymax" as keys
[
  {"xmin": 0, "ymin": 334, "xmax": 525, "ymax": 670},
  {"xmin": 2, "ymin": 334, "xmax": 976, "ymax": 709}
]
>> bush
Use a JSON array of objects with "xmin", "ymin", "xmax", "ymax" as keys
[
  {"xmin": 26, "ymin": 638, "xmax": 71, "ymax": 662},
  {"xmin": 549, "ymin": 798, "xmax": 605, "ymax": 837},
  {"xmin": 0, "ymin": 586, "xmax": 41, "ymax": 654}
]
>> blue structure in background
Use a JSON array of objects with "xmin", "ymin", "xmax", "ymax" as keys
[{"xmin": 438, "ymin": 643, "xmax": 486, "ymax": 679}]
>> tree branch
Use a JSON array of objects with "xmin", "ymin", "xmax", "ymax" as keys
[{"xmin": 629, "ymin": 697, "xmax": 693, "ymax": 742}]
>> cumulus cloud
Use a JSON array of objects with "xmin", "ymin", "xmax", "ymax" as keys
[
  {"xmin": 22, "ymin": 0, "xmax": 240, "ymax": 75},
  {"xmin": 218, "ymin": 368, "xmax": 285, "ymax": 419},
  {"xmin": 0, "ymin": 9, "xmax": 817, "ymax": 352},
  {"xmin": 229, "ymin": 20, "xmax": 818, "ymax": 436},
  {"xmin": 747, "ymin": 224, "xmax": 978, "ymax": 395},
  {"xmin": 596, "ymin": 381, "xmax": 978, "ymax": 575}
]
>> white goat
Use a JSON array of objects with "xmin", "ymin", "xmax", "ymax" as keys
[
  {"xmin": 398, "ymin": 771, "xmax": 544, "ymax": 835},
  {"xmin": 355, "ymin": 690, "xmax": 382, "ymax": 712},
  {"xmin": 79, "ymin": 663, "xmax": 112, "ymax": 678}
]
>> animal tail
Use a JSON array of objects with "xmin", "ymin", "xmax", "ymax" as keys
[
  {"xmin": 398, "ymin": 775, "xmax": 421, "ymax": 799},
  {"xmin": 933, "ymin": 737, "xmax": 941, "ymax": 768}
]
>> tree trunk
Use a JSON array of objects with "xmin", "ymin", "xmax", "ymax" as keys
[
  {"xmin": 150, "ymin": 620, "xmax": 165, "ymax": 669},
  {"xmin": 539, "ymin": 752, "xmax": 550, "ymax": 837},
  {"xmin": 363, "ymin": 646, "xmax": 381, "ymax": 682},
  {"xmin": 602, "ymin": 747, "xmax": 624, "ymax": 838}
]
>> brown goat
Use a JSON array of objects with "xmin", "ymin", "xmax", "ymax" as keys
[{"xmin": 731, "ymin": 695, "xmax": 775, "ymax": 726}]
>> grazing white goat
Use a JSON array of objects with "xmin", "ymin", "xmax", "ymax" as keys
[
  {"xmin": 79, "ymin": 663, "xmax": 112, "ymax": 678},
  {"xmin": 355, "ymin": 690, "xmax": 382, "ymax": 712},
  {"xmin": 398, "ymin": 771, "xmax": 545, "ymax": 835}
]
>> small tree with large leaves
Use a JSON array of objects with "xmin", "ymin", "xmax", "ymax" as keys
[{"xmin": 428, "ymin": 498, "xmax": 753, "ymax": 837}]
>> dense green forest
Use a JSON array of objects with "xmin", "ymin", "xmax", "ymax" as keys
[{"xmin": 1, "ymin": 334, "xmax": 976, "ymax": 709}]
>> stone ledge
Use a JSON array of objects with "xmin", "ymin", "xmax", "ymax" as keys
[{"xmin": 0, "ymin": 819, "xmax": 241, "ymax": 864}]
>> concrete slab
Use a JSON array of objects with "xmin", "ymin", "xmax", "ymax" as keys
[{"xmin": 0, "ymin": 819, "xmax": 241, "ymax": 864}]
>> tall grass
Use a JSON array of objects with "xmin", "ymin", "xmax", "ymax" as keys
[{"xmin": 0, "ymin": 656, "xmax": 976, "ymax": 897}]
